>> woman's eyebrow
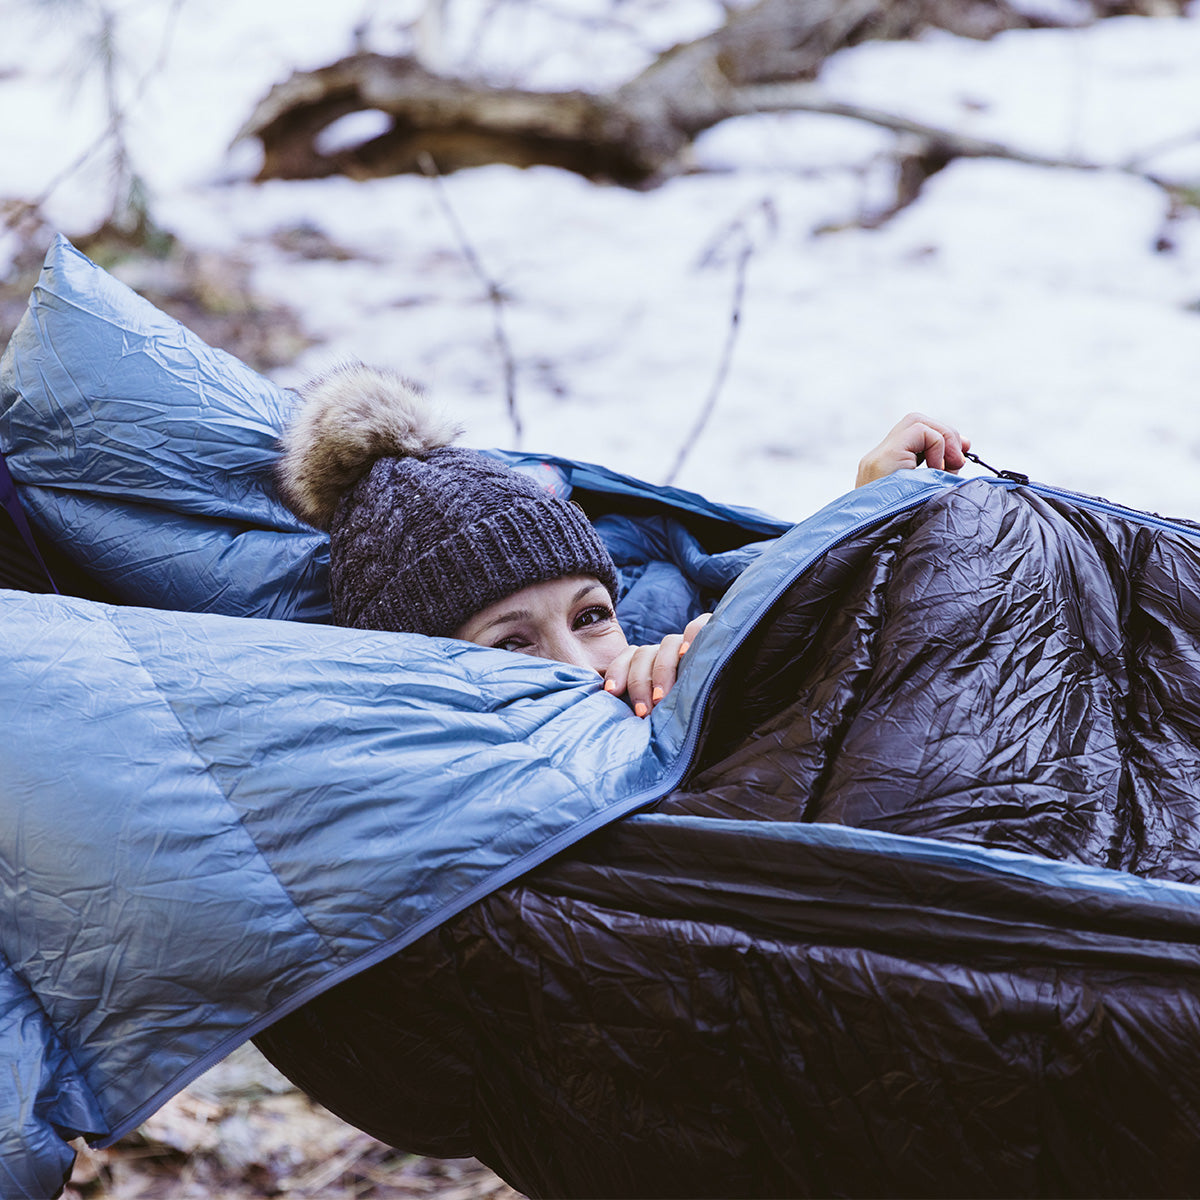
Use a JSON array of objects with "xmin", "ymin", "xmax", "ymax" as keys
[
  {"xmin": 476, "ymin": 584, "xmax": 605, "ymax": 635},
  {"xmin": 476, "ymin": 608, "xmax": 532, "ymax": 633}
]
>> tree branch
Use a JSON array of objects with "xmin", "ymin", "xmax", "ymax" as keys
[
  {"xmin": 666, "ymin": 199, "xmax": 777, "ymax": 486},
  {"xmin": 234, "ymin": 0, "xmax": 1184, "ymax": 208},
  {"xmin": 717, "ymin": 84, "xmax": 1100, "ymax": 172},
  {"xmin": 236, "ymin": 0, "xmax": 1074, "ymax": 187},
  {"xmin": 417, "ymin": 152, "xmax": 523, "ymax": 447}
]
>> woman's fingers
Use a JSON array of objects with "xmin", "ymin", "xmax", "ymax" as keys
[
  {"xmin": 919, "ymin": 425, "xmax": 947, "ymax": 471},
  {"xmin": 649, "ymin": 634, "xmax": 685, "ymax": 707},
  {"xmin": 680, "ymin": 612, "xmax": 713, "ymax": 655},
  {"xmin": 602, "ymin": 645, "xmax": 636, "ymax": 704},
  {"xmin": 855, "ymin": 412, "xmax": 970, "ymax": 487},
  {"xmin": 913, "ymin": 415, "xmax": 971, "ymax": 472},
  {"xmin": 603, "ymin": 644, "xmax": 656, "ymax": 716},
  {"xmin": 603, "ymin": 617, "xmax": 713, "ymax": 718},
  {"xmin": 622, "ymin": 644, "xmax": 661, "ymax": 717}
]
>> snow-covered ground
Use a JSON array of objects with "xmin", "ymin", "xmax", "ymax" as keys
[{"xmin": 2, "ymin": 0, "xmax": 1199, "ymax": 524}]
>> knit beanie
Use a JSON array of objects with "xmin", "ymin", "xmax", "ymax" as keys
[{"xmin": 275, "ymin": 363, "xmax": 619, "ymax": 637}]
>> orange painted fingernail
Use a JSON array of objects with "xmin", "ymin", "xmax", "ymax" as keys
[
  {"xmin": 679, "ymin": 642, "xmax": 691, "ymax": 655},
  {"xmin": 652, "ymin": 686, "xmax": 665, "ymax": 703},
  {"xmin": 634, "ymin": 701, "xmax": 649, "ymax": 718},
  {"xmin": 604, "ymin": 679, "xmax": 618, "ymax": 693}
]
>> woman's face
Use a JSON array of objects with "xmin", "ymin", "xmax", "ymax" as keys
[{"xmin": 454, "ymin": 574, "xmax": 628, "ymax": 674}]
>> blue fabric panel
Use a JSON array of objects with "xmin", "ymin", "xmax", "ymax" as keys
[
  {"xmin": 0, "ymin": 586, "xmax": 667, "ymax": 1146},
  {"xmin": 597, "ymin": 513, "xmax": 777, "ymax": 643},
  {"xmin": 0, "ymin": 594, "xmax": 333, "ymax": 1130},
  {"xmin": 0, "ymin": 951, "xmax": 105, "ymax": 1199},
  {"xmin": 0, "ymin": 235, "xmax": 331, "ymax": 621},
  {"xmin": 625, "ymin": 810, "xmax": 1200, "ymax": 913},
  {"xmin": 493, "ymin": 449, "xmax": 791, "ymax": 539},
  {"xmin": 123, "ymin": 606, "xmax": 664, "ymax": 957}
]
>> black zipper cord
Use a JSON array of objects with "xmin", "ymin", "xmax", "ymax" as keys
[{"xmin": 964, "ymin": 450, "xmax": 1030, "ymax": 486}]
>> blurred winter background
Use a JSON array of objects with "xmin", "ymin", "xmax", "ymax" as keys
[{"xmin": 3, "ymin": 0, "xmax": 1199, "ymax": 1193}]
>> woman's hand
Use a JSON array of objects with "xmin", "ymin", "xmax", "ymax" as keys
[
  {"xmin": 603, "ymin": 613, "xmax": 713, "ymax": 718},
  {"xmin": 855, "ymin": 413, "xmax": 970, "ymax": 488}
]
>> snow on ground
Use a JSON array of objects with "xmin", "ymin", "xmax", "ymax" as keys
[{"xmin": 2, "ymin": 0, "xmax": 1199, "ymax": 523}]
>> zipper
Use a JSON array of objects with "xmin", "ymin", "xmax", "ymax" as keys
[
  {"xmin": 965, "ymin": 449, "xmax": 1200, "ymax": 539},
  {"xmin": 963, "ymin": 449, "xmax": 1029, "ymax": 485},
  {"xmin": 1021, "ymin": 480, "xmax": 1200, "ymax": 538}
]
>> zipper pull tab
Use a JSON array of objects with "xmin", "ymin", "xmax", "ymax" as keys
[{"xmin": 964, "ymin": 450, "xmax": 1029, "ymax": 486}]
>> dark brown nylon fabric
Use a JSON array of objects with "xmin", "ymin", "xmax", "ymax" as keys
[
  {"xmin": 663, "ymin": 482, "xmax": 1200, "ymax": 881},
  {"xmin": 258, "ymin": 481, "xmax": 1200, "ymax": 1196}
]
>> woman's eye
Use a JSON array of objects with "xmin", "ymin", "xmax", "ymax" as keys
[
  {"xmin": 493, "ymin": 636, "xmax": 529, "ymax": 652},
  {"xmin": 574, "ymin": 604, "xmax": 615, "ymax": 630}
]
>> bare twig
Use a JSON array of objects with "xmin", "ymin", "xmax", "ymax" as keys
[
  {"xmin": 288, "ymin": 1130, "xmax": 379, "ymax": 1193},
  {"xmin": 1124, "ymin": 125, "xmax": 1200, "ymax": 173},
  {"xmin": 417, "ymin": 151, "xmax": 523, "ymax": 447},
  {"xmin": 4, "ymin": 0, "xmax": 187, "ymax": 234},
  {"xmin": 663, "ymin": 245, "xmax": 751, "ymax": 486},
  {"xmin": 716, "ymin": 83, "xmax": 1099, "ymax": 172},
  {"xmin": 666, "ymin": 198, "xmax": 776, "ymax": 486},
  {"xmin": 721, "ymin": 84, "xmax": 1200, "ymax": 219}
]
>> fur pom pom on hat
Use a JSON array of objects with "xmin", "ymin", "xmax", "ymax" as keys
[
  {"xmin": 276, "ymin": 362, "xmax": 459, "ymax": 531},
  {"xmin": 276, "ymin": 362, "xmax": 619, "ymax": 638}
]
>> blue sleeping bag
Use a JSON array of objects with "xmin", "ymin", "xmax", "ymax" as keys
[{"xmin": 8, "ymin": 238, "xmax": 1200, "ymax": 1200}]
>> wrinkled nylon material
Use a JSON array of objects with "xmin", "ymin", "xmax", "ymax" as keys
[
  {"xmin": 0, "ymin": 469, "xmax": 949, "ymax": 1197},
  {"xmin": 666, "ymin": 483, "xmax": 1200, "ymax": 882},
  {"xmin": 9, "ymin": 237, "xmax": 1200, "ymax": 1197},
  {"xmin": 0, "ymin": 237, "xmax": 331, "ymax": 622},
  {"xmin": 0, "ymin": 595, "xmax": 658, "ymax": 1136},
  {"xmin": 0, "ymin": 954, "xmax": 103, "ymax": 1199},
  {"xmin": 258, "ymin": 482, "xmax": 1200, "ymax": 1198}
]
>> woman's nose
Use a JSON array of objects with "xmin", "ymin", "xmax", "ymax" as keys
[{"xmin": 544, "ymin": 633, "xmax": 605, "ymax": 675}]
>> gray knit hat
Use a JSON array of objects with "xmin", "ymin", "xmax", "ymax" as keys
[{"xmin": 275, "ymin": 363, "xmax": 619, "ymax": 637}]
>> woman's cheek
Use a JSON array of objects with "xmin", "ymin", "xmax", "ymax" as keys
[{"xmin": 590, "ymin": 628, "xmax": 630, "ymax": 676}]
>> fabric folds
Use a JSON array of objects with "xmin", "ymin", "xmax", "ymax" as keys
[{"xmin": 8, "ymin": 236, "xmax": 1200, "ymax": 1198}]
